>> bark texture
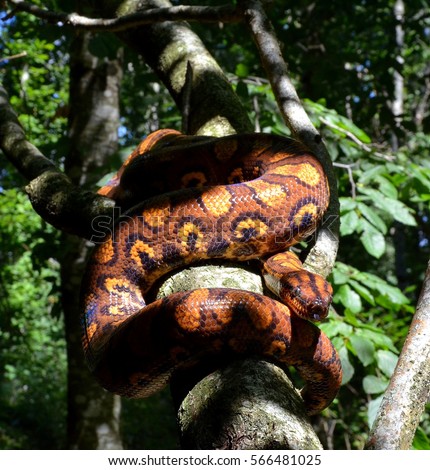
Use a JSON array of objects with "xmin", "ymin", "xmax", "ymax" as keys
[
  {"xmin": 106, "ymin": 0, "xmax": 253, "ymax": 136},
  {"xmin": 178, "ymin": 360, "xmax": 322, "ymax": 450}
]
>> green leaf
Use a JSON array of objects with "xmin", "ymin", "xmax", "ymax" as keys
[
  {"xmin": 340, "ymin": 209, "xmax": 359, "ymax": 236},
  {"xmin": 331, "ymin": 264, "xmax": 351, "ymax": 285},
  {"xmin": 235, "ymin": 63, "xmax": 249, "ymax": 78},
  {"xmin": 325, "ymin": 139, "xmax": 339, "ymax": 160},
  {"xmin": 359, "ymin": 165, "xmax": 385, "ymax": 184},
  {"xmin": 359, "ymin": 221, "xmax": 386, "ymax": 258},
  {"xmin": 353, "ymin": 271, "xmax": 386, "ymax": 289},
  {"xmin": 339, "ymin": 197, "xmax": 357, "ymax": 212},
  {"xmin": 374, "ymin": 283, "xmax": 409, "ymax": 306},
  {"xmin": 357, "ymin": 202, "xmax": 387, "ymax": 234},
  {"xmin": 334, "ymin": 284, "xmax": 362, "ymax": 313},
  {"xmin": 368, "ymin": 395, "xmax": 384, "ymax": 428},
  {"xmin": 320, "ymin": 320, "xmax": 353, "ymax": 338},
  {"xmin": 350, "ymin": 334, "xmax": 375, "ymax": 366},
  {"xmin": 358, "ymin": 330, "xmax": 398, "ymax": 353},
  {"xmin": 363, "ymin": 375, "xmax": 388, "ymax": 394},
  {"xmin": 339, "ymin": 346, "xmax": 355, "ymax": 385},
  {"xmin": 334, "ymin": 113, "xmax": 372, "ymax": 143},
  {"xmin": 410, "ymin": 165, "xmax": 430, "ymax": 191},
  {"xmin": 412, "ymin": 427, "xmax": 430, "ymax": 450},
  {"xmin": 376, "ymin": 350, "xmax": 398, "ymax": 377},
  {"xmin": 338, "ymin": 140, "xmax": 358, "ymax": 158},
  {"xmin": 359, "ymin": 187, "xmax": 416, "ymax": 226},
  {"xmin": 377, "ymin": 198, "xmax": 416, "ymax": 226},
  {"xmin": 348, "ymin": 279, "xmax": 375, "ymax": 305},
  {"xmin": 344, "ymin": 309, "xmax": 360, "ymax": 326},
  {"xmin": 374, "ymin": 175, "xmax": 398, "ymax": 199}
]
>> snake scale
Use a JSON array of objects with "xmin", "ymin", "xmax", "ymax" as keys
[{"xmin": 81, "ymin": 129, "xmax": 342, "ymax": 415}]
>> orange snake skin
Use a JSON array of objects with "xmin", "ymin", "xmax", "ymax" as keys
[{"xmin": 81, "ymin": 129, "xmax": 342, "ymax": 415}]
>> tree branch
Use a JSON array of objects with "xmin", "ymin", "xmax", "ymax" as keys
[
  {"xmin": 238, "ymin": 0, "xmax": 339, "ymax": 278},
  {"xmin": 365, "ymin": 258, "xmax": 430, "ymax": 449},
  {"xmin": 0, "ymin": 85, "xmax": 56, "ymax": 179},
  {"xmin": 4, "ymin": 0, "xmax": 241, "ymax": 31},
  {"xmin": 320, "ymin": 117, "xmax": 395, "ymax": 161},
  {"xmin": 109, "ymin": 0, "xmax": 251, "ymax": 136},
  {"xmin": 178, "ymin": 359, "xmax": 323, "ymax": 450},
  {"xmin": 0, "ymin": 85, "xmax": 114, "ymax": 239}
]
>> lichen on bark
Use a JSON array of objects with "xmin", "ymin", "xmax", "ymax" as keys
[{"xmin": 178, "ymin": 360, "xmax": 322, "ymax": 450}]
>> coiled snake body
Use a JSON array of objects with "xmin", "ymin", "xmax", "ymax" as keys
[{"xmin": 81, "ymin": 129, "xmax": 342, "ymax": 415}]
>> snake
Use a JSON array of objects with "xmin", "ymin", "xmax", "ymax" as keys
[{"xmin": 81, "ymin": 129, "xmax": 342, "ymax": 415}]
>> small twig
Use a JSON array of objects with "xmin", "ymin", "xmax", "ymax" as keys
[
  {"xmin": 320, "ymin": 117, "xmax": 395, "ymax": 161},
  {"xmin": 0, "ymin": 51, "xmax": 28, "ymax": 64},
  {"xmin": 252, "ymin": 95, "xmax": 261, "ymax": 132},
  {"xmin": 326, "ymin": 419, "xmax": 337, "ymax": 450},
  {"xmin": 4, "ymin": 0, "xmax": 241, "ymax": 31},
  {"xmin": 333, "ymin": 162, "xmax": 357, "ymax": 198},
  {"xmin": 228, "ymin": 75, "xmax": 270, "ymax": 86}
]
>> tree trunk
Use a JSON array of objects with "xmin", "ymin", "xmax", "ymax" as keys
[{"xmin": 62, "ymin": 29, "xmax": 124, "ymax": 450}]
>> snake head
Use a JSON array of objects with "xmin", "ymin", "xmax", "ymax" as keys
[{"xmin": 280, "ymin": 271, "xmax": 333, "ymax": 321}]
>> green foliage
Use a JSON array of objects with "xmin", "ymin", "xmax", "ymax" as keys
[
  {"xmin": 0, "ymin": 189, "xmax": 65, "ymax": 449},
  {"xmin": 1, "ymin": 7, "xmax": 69, "ymax": 449},
  {"xmin": 306, "ymin": 98, "xmax": 428, "ymax": 448},
  {"xmin": 412, "ymin": 420, "xmax": 430, "ymax": 450},
  {"xmin": 0, "ymin": 6, "xmax": 69, "ymax": 163}
]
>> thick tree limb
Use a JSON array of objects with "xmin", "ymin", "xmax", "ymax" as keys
[
  {"xmin": 158, "ymin": 264, "xmax": 324, "ymax": 449},
  {"xmin": 0, "ymin": 85, "xmax": 115, "ymax": 239},
  {"xmin": 365, "ymin": 258, "xmax": 430, "ymax": 449},
  {"xmin": 0, "ymin": 85, "xmax": 57, "ymax": 179},
  {"xmin": 238, "ymin": 0, "xmax": 339, "ymax": 278},
  {"xmin": 178, "ymin": 359, "xmax": 323, "ymax": 450},
  {"xmin": 4, "ymin": 0, "xmax": 241, "ymax": 30},
  {"xmin": 160, "ymin": 264, "xmax": 323, "ymax": 450},
  {"xmin": 109, "ymin": 0, "xmax": 251, "ymax": 137}
]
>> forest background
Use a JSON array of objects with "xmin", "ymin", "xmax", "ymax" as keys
[{"xmin": 0, "ymin": 0, "xmax": 429, "ymax": 450}]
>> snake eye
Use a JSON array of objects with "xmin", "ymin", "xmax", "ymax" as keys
[{"xmin": 293, "ymin": 286, "xmax": 301, "ymax": 297}]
